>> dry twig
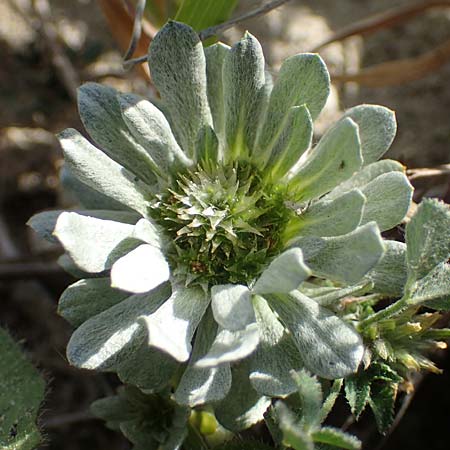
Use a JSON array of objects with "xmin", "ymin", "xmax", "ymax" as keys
[{"xmin": 312, "ymin": 1, "xmax": 450, "ymax": 52}]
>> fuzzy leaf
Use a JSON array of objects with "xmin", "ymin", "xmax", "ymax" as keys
[
  {"xmin": 66, "ymin": 283, "xmax": 171, "ymax": 371},
  {"xmin": 223, "ymin": 32, "xmax": 266, "ymax": 159},
  {"xmin": 289, "ymin": 118, "xmax": 363, "ymax": 202},
  {"xmin": 28, "ymin": 209, "xmax": 139, "ymax": 244},
  {"xmin": 250, "ymin": 295, "xmax": 304, "ymax": 397},
  {"xmin": 409, "ymin": 263, "xmax": 450, "ymax": 306},
  {"xmin": 174, "ymin": 310, "xmax": 231, "ymax": 406},
  {"xmin": 287, "ymin": 189, "xmax": 366, "ymax": 239},
  {"xmin": 257, "ymin": 53, "xmax": 329, "ymax": 166},
  {"xmin": 312, "ymin": 427, "xmax": 361, "ymax": 450},
  {"xmin": 60, "ymin": 166, "xmax": 128, "ymax": 211},
  {"xmin": 268, "ymin": 292, "xmax": 364, "ymax": 379},
  {"xmin": 253, "ymin": 248, "xmax": 311, "ymax": 294},
  {"xmin": 406, "ymin": 198, "xmax": 450, "ymax": 282},
  {"xmin": 366, "ymin": 241, "xmax": 407, "ymax": 296},
  {"xmin": 118, "ymin": 93, "xmax": 192, "ymax": 174},
  {"xmin": 139, "ymin": 285, "xmax": 209, "ymax": 362},
  {"xmin": 195, "ymin": 323, "xmax": 260, "ymax": 368},
  {"xmin": 149, "ymin": 21, "xmax": 212, "ymax": 158},
  {"xmin": 264, "ymin": 105, "xmax": 313, "ymax": 179},
  {"xmin": 59, "ymin": 128, "xmax": 152, "ymax": 215},
  {"xmin": 319, "ymin": 379, "xmax": 343, "ymax": 422},
  {"xmin": 275, "ymin": 402, "xmax": 314, "ymax": 450},
  {"xmin": 111, "ymin": 244, "xmax": 170, "ymax": 294},
  {"xmin": 291, "ymin": 370, "xmax": 323, "ymax": 428},
  {"xmin": 326, "ymin": 159, "xmax": 404, "ymax": 201},
  {"xmin": 296, "ymin": 222, "xmax": 384, "ymax": 284},
  {"xmin": 0, "ymin": 329, "xmax": 45, "ymax": 450},
  {"xmin": 211, "ymin": 284, "xmax": 254, "ymax": 331},
  {"xmin": 343, "ymin": 104, "xmax": 396, "ymax": 165},
  {"xmin": 214, "ymin": 361, "xmax": 271, "ymax": 432},
  {"xmin": 312, "ymin": 282, "xmax": 372, "ymax": 307},
  {"xmin": 59, "ymin": 278, "xmax": 130, "ymax": 327},
  {"xmin": 359, "ymin": 172, "xmax": 412, "ymax": 231},
  {"xmin": 77, "ymin": 83, "xmax": 158, "ymax": 186},
  {"xmin": 53, "ymin": 212, "xmax": 138, "ymax": 273},
  {"xmin": 205, "ymin": 43, "xmax": 230, "ymax": 144}
]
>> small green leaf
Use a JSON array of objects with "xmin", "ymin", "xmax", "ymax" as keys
[
  {"xmin": 344, "ymin": 374, "xmax": 371, "ymax": 419},
  {"xmin": 111, "ymin": 244, "xmax": 170, "ymax": 293},
  {"xmin": 253, "ymin": 248, "xmax": 311, "ymax": 294},
  {"xmin": 368, "ymin": 382, "xmax": 397, "ymax": 434},
  {"xmin": 196, "ymin": 125, "xmax": 219, "ymax": 167},
  {"xmin": 312, "ymin": 427, "xmax": 361, "ymax": 450},
  {"xmin": 275, "ymin": 402, "xmax": 314, "ymax": 450},
  {"xmin": 77, "ymin": 83, "xmax": 158, "ymax": 186},
  {"xmin": 174, "ymin": 0, "xmax": 238, "ymax": 31},
  {"xmin": 59, "ymin": 278, "xmax": 130, "ymax": 327},
  {"xmin": 223, "ymin": 32, "xmax": 266, "ymax": 160},
  {"xmin": 149, "ymin": 21, "xmax": 213, "ymax": 158},
  {"xmin": 366, "ymin": 241, "xmax": 407, "ymax": 296},
  {"xmin": 289, "ymin": 118, "xmax": 363, "ymax": 202},
  {"xmin": 296, "ymin": 222, "xmax": 385, "ymax": 285},
  {"xmin": 211, "ymin": 284, "xmax": 254, "ymax": 331},
  {"xmin": 215, "ymin": 361, "xmax": 271, "ymax": 432},
  {"xmin": 319, "ymin": 379, "xmax": 343, "ymax": 423},
  {"xmin": 406, "ymin": 198, "xmax": 450, "ymax": 282},
  {"xmin": 286, "ymin": 189, "xmax": 366, "ymax": 239},
  {"xmin": 267, "ymin": 292, "xmax": 364, "ymax": 379},
  {"xmin": 59, "ymin": 129, "xmax": 152, "ymax": 215},
  {"xmin": 342, "ymin": 104, "xmax": 397, "ymax": 165},
  {"xmin": 291, "ymin": 370, "xmax": 324, "ymax": 428},
  {"xmin": 359, "ymin": 172, "xmax": 412, "ymax": 231},
  {"xmin": 0, "ymin": 329, "xmax": 45, "ymax": 450}
]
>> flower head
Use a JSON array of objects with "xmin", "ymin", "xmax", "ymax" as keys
[{"xmin": 30, "ymin": 21, "xmax": 413, "ymax": 429}]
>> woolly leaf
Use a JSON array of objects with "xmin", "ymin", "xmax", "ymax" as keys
[
  {"xmin": 149, "ymin": 21, "xmax": 212, "ymax": 158},
  {"xmin": 77, "ymin": 83, "xmax": 158, "ymax": 186},
  {"xmin": 291, "ymin": 370, "xmax": 323, "ymax": 428},
  {"xmin": 253, "ymin": 248, "xmax": 311, "ymax": 294},
  {"xmin": 342, "ymin": 104, "xmax": 396, "ymax": 165},
  {"xmin": 59, "ymin": 128, "xmax": 152, "ymax": 215},
  {"xmin": 250, "ymin": 295, "xmax": 304, "ymax": 397},
  {"xmin": 409, "ymin": 263, "xmax": 450, "ymax": 306},
  {"xmin": 406, "ymin": 198, "xmax": 450, "ymax": 282},
  {"xmin": 223, "ymin": 32, "xmax": 266, "ymax": 159},
  {"xmin": 214, "ymin": 361, "xmax": 271, "ymax": 432},
  {"xmin": 296, "ymin": 222, "xmax": 384, "ymax": 284},
  {"xmin": 359, "ymin": 172, "xmax": 412, "ymax": 231},
  {"xmin": 268, "ymin": 292, "xmax": 364, "ymax": 379},
  {"xmin": 312, "ymin": 427, "xmax": 361, "ymax": 450},
  {"xmin": 289, "ymin": 118, "xmax": 362, "ymax": 202}
]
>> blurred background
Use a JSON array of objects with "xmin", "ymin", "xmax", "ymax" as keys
[{"xmin": 1, "ymin": 0, "xmax": 450, "ymax": 448}]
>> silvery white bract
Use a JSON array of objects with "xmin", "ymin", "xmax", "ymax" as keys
[{"xmin": 29, "ymin": 21, "xmax": 413, "ymax": 430}]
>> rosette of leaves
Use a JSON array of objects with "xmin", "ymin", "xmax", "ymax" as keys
[{"xmin": 29, "ymin": 21, "xmax": 413, "ymax": 434}]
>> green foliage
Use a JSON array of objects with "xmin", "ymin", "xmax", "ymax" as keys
[
  {"xmin": 275, "ymin": 371, "xmax": 361, "ymax": 450},
  {"xmin": 344, "ymin": 363, "xmax": 402, "ymax": 434},
  {"xmin": 175, "ymin": 0, "xmax": 238, "ymax": 31},
  {"xmin": 0, "ymin": 328, "xmax": 45, "ymax": 450}
]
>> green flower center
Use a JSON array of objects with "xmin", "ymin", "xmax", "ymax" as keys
[{"xmin": 152, "ymin": 162, "xmax": 293, "ymax": 286}]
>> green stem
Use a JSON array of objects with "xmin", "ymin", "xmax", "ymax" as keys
[
  {"xmin": 358, "ymin": 296, "xmax": 410, "ymax": 329},
  {"xmin": 183, "ymin": 422, "xmax": 210, "ymax": 450}
]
